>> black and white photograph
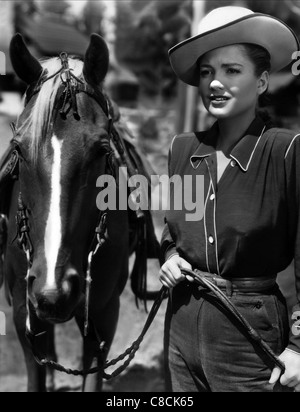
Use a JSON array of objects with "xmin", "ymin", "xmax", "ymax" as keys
[{"xmin": 1, "ymin": 0, "xmax": 300, "ymax": 395}]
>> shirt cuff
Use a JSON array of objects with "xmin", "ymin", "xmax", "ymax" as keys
[
  {"xmin": 164, "ymin": 244, "xmax": 178, "ymax": 262},
  {"xmin": 167, "ymin": 252, "xmax": 180, "ymax": 261}
]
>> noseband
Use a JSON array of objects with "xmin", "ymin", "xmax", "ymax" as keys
[
  {"xmin": 14, "ymin": 52, "xmax": 158, "ymax": 378},
  {"xmin": 16, "ymin": 53, "xmax": 124, "ymax": 339}
]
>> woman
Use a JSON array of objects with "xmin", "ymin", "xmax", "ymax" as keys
[{"xmin": 160, "ymin": 6, "xmax": 300, "ymax": 392}]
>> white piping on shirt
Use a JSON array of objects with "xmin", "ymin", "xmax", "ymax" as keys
[
  {"xmin": 285, "ymin": 134, "xmax": 300, "ymax": 159},
  {"xmin": 205, "ymin": 159, "xmax": 221, "ymax": 276},
  {"xmin": 170, "ymin": 135, "xmax": 178, "ymax": 156},
  {"xmin": 230, "ymin": 126, "xmax": 266, "ymax": 172},
  {"xmin": 203, "ymin": 178, "xmax": 212, "ymax": 274}
]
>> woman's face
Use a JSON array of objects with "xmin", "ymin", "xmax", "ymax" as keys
[{"xmin": 199, "ymin": 45, "xmax": 268, "ymax": 120}]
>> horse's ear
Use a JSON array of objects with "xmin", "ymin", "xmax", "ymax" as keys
[
  {"xmin": 83, "ymin": 34, "xmax": 109, "ymax": 87},
  {"xmin": 9, "ymin": 33, "xmax": 43, "ymax": 85}
]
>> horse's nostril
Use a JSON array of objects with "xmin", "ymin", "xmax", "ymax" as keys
[
  {"xmin": 36, "ymin": 294, "xmax": 57, "ymax": 317},
  {"xmin": 62, "ymin": 280, "xmax": 71, "ymax": 294},
  {"xmin": 31, "ymin": 265, "xmax": 81, "ymax": 322},
  {"xmin": 65, "ymin": 268, "xmax": 79, "ymax": 279},
  {"xmin": 39, "ymin": 290, "xmax": 58, "ymax": 306},
  {"xmin": 63, "ymin": 268, "xmax": 80, "ymax": 295}
]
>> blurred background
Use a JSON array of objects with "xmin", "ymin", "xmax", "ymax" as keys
[{"xmin": 0, "ymin": 0, "xmax": 299, "ymax": 392}]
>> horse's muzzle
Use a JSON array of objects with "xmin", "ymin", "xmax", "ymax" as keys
[{"xmin": 29, "ymin": 267, "xmax": 81, "ymax": 323}]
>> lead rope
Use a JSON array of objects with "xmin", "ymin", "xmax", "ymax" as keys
[
  {"xmin": 26, "ymin": 269, "xmax": 285, "ymax": 379},
  {"xmin": 31, "ymin": 285, "xmax": 169, "ymax": 379},
  {"xmin": 180, "ymin": 269, "xmax": 286, "ymax": 373}
]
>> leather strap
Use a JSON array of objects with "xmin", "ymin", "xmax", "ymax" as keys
[
  {"xmin": 0, "ymin": 149, "xmax": 19, "ymax": 184},
  {"xmin": 194, "ymin": 270, "xmax": 277, "ymax": 293}
]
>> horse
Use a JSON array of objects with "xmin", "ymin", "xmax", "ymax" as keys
[{"xmin": 4, "ymin": 33, "xmax": 134, "ymax": 392}]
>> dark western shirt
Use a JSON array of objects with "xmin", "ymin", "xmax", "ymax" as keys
[{"xmin": 161, "ymin": 116, "xmax": 300, "ymax": 352}]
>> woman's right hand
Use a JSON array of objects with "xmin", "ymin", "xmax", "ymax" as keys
[{"xmin": 159, "ymin": 254, "xmax": 193, "ymax": 289}]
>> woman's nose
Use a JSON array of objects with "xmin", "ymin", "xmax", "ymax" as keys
[{"xmin": 210, "ymin": 79, "xmax": 224, "ymax": 91}]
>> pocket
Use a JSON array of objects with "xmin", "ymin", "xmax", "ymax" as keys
[
  {"xmin": 273, "ymin": 292, "xmax": 289, "ymax": 350},
  {"xmin": 232, "ymin": 294, "xmax": 281, "ymax": 352}
]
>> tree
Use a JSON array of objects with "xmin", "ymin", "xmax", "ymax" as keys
[
  {"xmin": 37, "ymin": 0, "xmax": 70, "ymax": 17},
  {"xmin": 82, "ymin": 0, "xmax": 105, "ymax": 36},
  {"xmin": 115, "ymin": 0, "xmax": 191, "ymax": 98}
]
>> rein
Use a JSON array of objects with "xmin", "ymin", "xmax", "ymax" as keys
[
  {"xmin": 16, "ymin": 52, "xmax": 115, "ymax": 340},
  {"xmin": 12, "ymin": 52, "xmax": 286, "ymax": 381},
  {"xmin": 13, "ymin": 51, "xmax": 161, "ymax": 379},
  {"xmin": 24, "ymin": 269, "xmax": 285, "ymax": 379},
  {"xmin": 25, "ymin": 52, "xmax": 110, "ymax": 121}
]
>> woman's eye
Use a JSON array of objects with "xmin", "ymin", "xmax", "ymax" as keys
[
  {"xmin": 200, "ymin": 70, "xmax": 212, "ymax": 77},
  {"xmin": 227, "ymin": 68, "xmax": 240, "ymax": 74}
]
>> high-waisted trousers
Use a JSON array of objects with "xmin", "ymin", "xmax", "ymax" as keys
[{"xmin": 164, "ymin": 281, "xmax": 292, "ymax": 392}]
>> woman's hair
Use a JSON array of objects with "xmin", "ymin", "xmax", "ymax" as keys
[
  {"xmin": 239, "ymin": 44, "xmax": 273, "ymax": 127},
  {"xmin": 240, "ymin": 43, "xmax": 271, "ymax": 77}
]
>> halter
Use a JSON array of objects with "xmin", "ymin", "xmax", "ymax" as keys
[
  {"xmin": 14, "ymin": 52, "xmax": 158, "ymax": 379},
  {"xmin": 12, "ymin": 53, "xmax": 286, "ymax": 382},
  {"xmin": 25, "ymin": 52, "xmax": 111, "ymax": 122},
  {"xmin": 15, "ymin": 53, "xmax": 123, "ymax": 342}
]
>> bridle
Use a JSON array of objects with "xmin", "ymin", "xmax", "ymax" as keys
[
  {"xmin": 10, "ymin": 51, "xmax": 171, "ymax": 381},
  {"xmin": 14, "ymin": 52, "xmax": 126, "ymax": 344},
  {"xmin": 25, "ymin": 52, "xmax": 112, "ymax": 123},
  {"xmin": 12, "ymin": 53, "xmax": 286, "ymax": 381}
]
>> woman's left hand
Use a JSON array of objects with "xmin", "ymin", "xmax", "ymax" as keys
[{"xmin": 269, "ymin": 349, "xmax": 300, "ymax": 391}]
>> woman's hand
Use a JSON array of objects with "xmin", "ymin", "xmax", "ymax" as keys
[
  {"xmin": 159, "ymin": 254, "xmax": 192, "ymax": 289},
  {"xmin": 269, "ymin": 349, "xmax": 300, "ymax": 391}
]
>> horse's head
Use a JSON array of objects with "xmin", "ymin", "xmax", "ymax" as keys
[{"xmin": 10, "ymin": 34, "xmax": 113, "ymax": 323}]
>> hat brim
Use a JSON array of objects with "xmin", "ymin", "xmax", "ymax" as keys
[{"xmin": 169, "ymin": 13, "xmax": 300, "ymax": 87}]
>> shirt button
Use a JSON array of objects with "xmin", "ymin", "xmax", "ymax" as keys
[
  {"xmin": 208, "ymin": 236, "xmax": 215, "ymax": 245},
  {"xmin": 210, "ymin": 194, "xmax": 215, "ymax": 201},
  {"xmin": 230, "ymin": 160, "xmax": 237, "ymax": 167}
]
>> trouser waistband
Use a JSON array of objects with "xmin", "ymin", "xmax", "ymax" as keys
[{"xmin": 193, "ymin": 270, "xmax": 277, "ymax": 294}]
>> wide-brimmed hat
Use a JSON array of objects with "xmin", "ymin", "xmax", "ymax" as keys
[{"xmin": 169, "ymin": 6, "xmax": 300, "ymax": 87}]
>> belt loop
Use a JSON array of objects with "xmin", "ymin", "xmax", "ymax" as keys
[{"xmin": 226, "ymin": 280, "xmax": 233, "ymax": 297}]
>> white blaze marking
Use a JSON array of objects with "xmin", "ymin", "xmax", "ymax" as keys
[{"xmin": 44, "ymin": 135, "xmax": 63, "ymax": 289}]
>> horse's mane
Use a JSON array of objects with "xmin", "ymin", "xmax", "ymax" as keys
[{"xmin": 18, "ymin": 57, "xmax": 84, "ymax": 163}]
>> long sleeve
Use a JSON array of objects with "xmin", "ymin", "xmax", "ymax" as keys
[
  {"xmin": 160, "ymin": 145, "xmax": 178, "ymax": 262},
  {"xmin": 161, "ymin": 221, "xmax": 178, "ymax": 262},
  {"xmin": 284, "ymin": 133, "xmax": 300, "ymax": 352}
]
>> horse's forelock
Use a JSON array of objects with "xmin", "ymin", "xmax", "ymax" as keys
[{"xmin": 18, "ymin": 57, "xmax": 84, "ymax": 163}]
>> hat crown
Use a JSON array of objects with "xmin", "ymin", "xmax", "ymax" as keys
[
  {"xmin": 170, "ymin": 6, "xmax": 299, "ymax": 86},
  {"xmin": 198, "ymin": 6, "xmax": 254, "ymax": 34}
]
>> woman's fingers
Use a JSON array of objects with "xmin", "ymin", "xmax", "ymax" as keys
[
  {"xmin": 294, "ymin": 384, "xmax": 300, "ymax": 392},
  {"xmin": 270, "ymin": 350, "xmax": 300, "ymax": 390},
  {"xmin": 178, "ymin": 258, "xmax": 192, "ymax": 270},
  {"xmin": 269, "ymin": 367, "xmax": 282, "ymax": 385},
  {"xmin": 159, "ymin": 256, "xmax": 191, "ymax": 289},
  {"xmin": 159, "ymin": 266, "xmax": 182, "ymax": 288},
  {"xmin": 178, "ymin": 259, "xmax": 194, "ymax": 282},
  {"xmin": 160, "ymin": 278, "xmax": 174, "ymax": 289}
]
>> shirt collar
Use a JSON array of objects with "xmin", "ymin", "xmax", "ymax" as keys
[{"xmin": 190, "ymin": 117, "xmax": 266, "ymax": 171}]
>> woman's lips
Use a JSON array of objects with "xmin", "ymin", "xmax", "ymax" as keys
[
  {"xmin": 209, "ymin": 95, "xmax": 230, "ymax": 102},
  {"xmin": 209, "ymin": 95, "xmax": 231, "ymax": 105}
]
